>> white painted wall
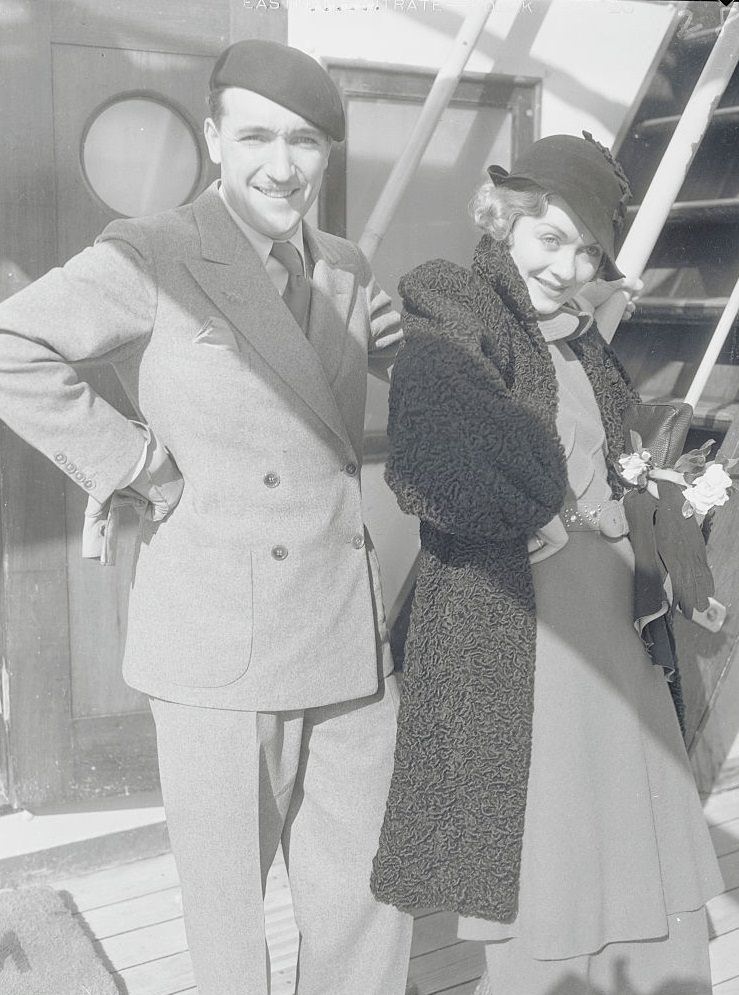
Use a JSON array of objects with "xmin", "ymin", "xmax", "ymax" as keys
[
  {"xmin": 291, "ymin": 0, "xmax": 679, "ymax": 144},
  {"xmin": 289, "ymin": 0, "xmax": 680, "ymax": 616}
]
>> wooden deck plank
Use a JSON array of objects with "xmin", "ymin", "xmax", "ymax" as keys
[
  {"xmin": 101, "ymin": 918, "xmax": 188, "ymax": 971},
  {"xmin": 710, "ymin": 928, "xmax": 739, "ymax": 986},
  {"xmin": 436, "ymin": 983, "xmax": 479, "ymax": 995},
  {"xmin": 56, "ymin": 852, "xmax": 178, "ymax": 911},
  {"xmin": 704, "ymin": 788, "xmax": 739, "ymax": 829},
  {"xmin": 79, "ymin": 885, "xmax": 183, "ymax": 938},
  {"xmin": 718, "ymin": 849, "xmax": 739, "ymax": 892},
  {"xmin": 270, "ymin": 970, "xmax": 297, "ymax": 995},
  {"xmin": 411, "ymin": 910, "xmax": 459, "ymax": 957},
  {"xmin": 714, "ymin": 978, "xmax": 739, "ymax": 995},
  {"xmin": 267, "ymin": 930, "xmax": 299, "ymax": 978},
  {"xmin": 707, "ymin": 887, "xmax": 739, "ymax": 940},
  {"xmin": 270, "ymin": 967, "xmax": 297, "ymax": 994},
  {"xmin": 406, "ymin": 940, "xmax": 484, "ymax": 994},
  {"xmin": 116, "ymin": 949, "xmax": 193, "ymax": 995},
  {"xmin": 264, "ymin": 851, "xmax": 298, "ymax": 979},
  {"xmin": 711, "ymin": 818, "xmax": 739, "ymax": 859}
]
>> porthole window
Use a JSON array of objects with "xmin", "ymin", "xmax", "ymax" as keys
[{"xmin": 82, "ymin": 96, "xmax": 201, "ymax": 217}]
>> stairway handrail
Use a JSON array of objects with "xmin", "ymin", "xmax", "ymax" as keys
[
  {"xmin": 596, "ymin": 4, "xmax": 739, "ymax": 344},
  {"xmin": 685, "ymin": 273, "xmax": 739, "ymax": 410}
]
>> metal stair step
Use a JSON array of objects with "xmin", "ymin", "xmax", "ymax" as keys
[
  {"xmin": 678, "ymin": 25, "xmax": 722, "ymax": 53},
  {"xmin": 627, "ymin": 198, "xmax": 739, "ymax": 225},
  {"xmin": 636, "ymin": 105, "xmax": 739, "ymax": 135},
  {"xmin": 633, "ymin": 297, "xmax": 730, "ymax": 323}
]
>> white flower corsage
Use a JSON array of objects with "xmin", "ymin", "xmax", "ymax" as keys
[
  {"xmin": 617, "ymin": 431, "xmax": 738, "ymax": 517},
  {"xmin": 681, "ymin": 462, "xmax": 732, "ymax": 516},
  {"xmin": 617, "ymin": 447, "xmax": 652, "ymax": 487}
]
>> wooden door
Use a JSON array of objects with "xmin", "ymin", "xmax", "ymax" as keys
[{"xmin": 0, "ymin": 0, "xmax": 285, "ymax": 807}]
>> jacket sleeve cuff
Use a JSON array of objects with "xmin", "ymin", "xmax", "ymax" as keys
[
  {"xmin": 52, "ymin": 418, "xmax": 155, "ymax": 504},
  {"xmin": 114, "ymin": 423, "xmax": 151, "ymax": 489}
]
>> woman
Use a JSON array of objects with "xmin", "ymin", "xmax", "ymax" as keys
[{"xmin": 371, "ymin": 134, "xmax": 723, "ymax": 993}]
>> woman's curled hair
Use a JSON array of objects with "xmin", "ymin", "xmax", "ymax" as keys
[{"xmin": 470, "ymin": 180, "xmax": 549, "ymax": 242}]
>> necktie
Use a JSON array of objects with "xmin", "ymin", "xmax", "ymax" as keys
[{"xmin": 270, "ymin": 240, "xmax": 311, "ymax": 333}]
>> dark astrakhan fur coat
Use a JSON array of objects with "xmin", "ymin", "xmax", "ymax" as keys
[{"xmin": 370, "ymin": 235, "xmax": 639, "ymax": 922}]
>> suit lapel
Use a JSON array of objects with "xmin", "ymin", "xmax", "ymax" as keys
[{"xmin": 186, "ymin": 187, "xmax": 353, "ymax": 452}]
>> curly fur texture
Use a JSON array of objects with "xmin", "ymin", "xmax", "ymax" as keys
[{"xmin": 371, "ymin": 236, "xmax": 640, "ymax": 921}]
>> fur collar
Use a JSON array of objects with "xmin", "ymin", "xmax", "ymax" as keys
[{"xmin": 471, "ymin": 234, "xmax": 537, "ymax": 325}]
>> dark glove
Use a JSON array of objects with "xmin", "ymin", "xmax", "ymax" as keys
[
  {"xmin": 623, "ymin": 489, "xmax": 665, "ymax": 628},
  {"xmin": 653, "ymin": 479, "xmax": 714, "ymax": 617}
]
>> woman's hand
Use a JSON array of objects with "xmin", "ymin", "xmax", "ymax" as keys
[
  {"xmin": 528, "ymin": 514, "xmax": 568, "ymax": 563},
  {"xmin": 578, "ymin": 275, "xmax": 644, "ymax": 320}
]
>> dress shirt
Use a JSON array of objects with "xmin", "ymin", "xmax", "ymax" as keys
[{"xmin": 218, "ymin": 183, "xmax": 307, "ymax": 293}]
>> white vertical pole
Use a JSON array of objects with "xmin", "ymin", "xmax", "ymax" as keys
[{"xmin": 684, "ymin": 274, "xmax": 739, "ymax": 410}]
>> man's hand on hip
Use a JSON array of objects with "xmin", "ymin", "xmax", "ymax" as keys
[{"xmin": 129, "ymin": 432, "xmax": 184, "ymax": 522}]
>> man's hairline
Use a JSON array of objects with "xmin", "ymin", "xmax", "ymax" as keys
[{"xmin": 207, "ymin": 85, "xmax": 332, "ymax": 146}]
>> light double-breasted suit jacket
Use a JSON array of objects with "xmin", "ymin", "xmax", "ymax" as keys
[{"xmin": 0, "ymin": 183, "xmax": 401, "ymax": 710}]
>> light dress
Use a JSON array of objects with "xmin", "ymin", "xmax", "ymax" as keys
[{"xmin": 461, "ymin": 332, "xmax": 724, "ymax": 995}]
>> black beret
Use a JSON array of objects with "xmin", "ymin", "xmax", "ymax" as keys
[{"xmin": 210, "ymin": 40, "xmax": 345, "ymax": 142}]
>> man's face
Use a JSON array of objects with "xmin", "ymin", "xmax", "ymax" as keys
[{"xmin": 204, "ymin": 87, "xmax": 331, "ymax": 240}]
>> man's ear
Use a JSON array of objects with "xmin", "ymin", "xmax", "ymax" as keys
[
  {"xmin": 203, "ymin": 118, "xmax": 222, "ymax": 166},
  {"xmin": 318, "ymin": 135, "xmax": 332, "ymax": 169}
]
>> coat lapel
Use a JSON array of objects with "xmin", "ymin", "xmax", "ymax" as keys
[{"xmin": 186, "ymin": 186, "xmax": 353, "ymax": 451}]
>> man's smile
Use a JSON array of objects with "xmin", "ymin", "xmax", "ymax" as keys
[{"xmin": 254, "ymin": 185, "xmax": 300, "ymax": 199}]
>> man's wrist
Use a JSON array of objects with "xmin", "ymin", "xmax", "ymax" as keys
[
  {"xmin": 127, "ymin": 429, "xmax": 184, "ymax": 521},
  {"xmin": 116, "ymin": 442, "xmax": 149, "ymax": 489}
]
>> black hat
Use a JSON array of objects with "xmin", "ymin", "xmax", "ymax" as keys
[
  {"xmin": 487, "ymin": 132, "xmax": 632, "ymax": 280},
  {"xmin": 210, "ymin": 40, "xmax": 345, "ymax": 142}
]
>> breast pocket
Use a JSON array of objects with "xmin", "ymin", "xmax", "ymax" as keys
[
  {"xmin": 169, "ymin": 318, "xmax": 250, "ymax": 387},
  {"xmin": 193, "ymin": 316, "xmax": 241, "ymax": 354}
]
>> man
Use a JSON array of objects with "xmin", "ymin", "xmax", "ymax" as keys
[{"xmin": 0, "ymin": 40, "xmax": 413, "ymax": 994}]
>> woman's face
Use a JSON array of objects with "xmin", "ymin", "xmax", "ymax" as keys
[{"xmin": 508, "ymin": 195, "xmax": 604, "ymax": 315}]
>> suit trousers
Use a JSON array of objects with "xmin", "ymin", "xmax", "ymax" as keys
[{"xmin": 149, "ymin": 674, "xmax": 413, "ymax": 995}]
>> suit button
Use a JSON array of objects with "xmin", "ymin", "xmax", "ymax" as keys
[
  {"xmin": 67, "ymin": 463, "xmax": 77, "ymax": 474},
  {"xmin": 271, "ymin": 545, "xmax": 288, "ymax": 561},
  {"xmin": 54, "ymin": 453, "xmax": 66, "ymax": 464},
  {"xmin": 84, "ymin": 480, "xmax": 94, "ymax": 490},
  {"xmin": 75, "ymin": 471, "xmax": 85, "ymax": 481},
  {"xmin": 351, "ymin": 534, "xmax": 365, "ymax": 549},
  {"xmin": 344, "ymin": 462, "xmax": 358, "ymax": 476},
  {"xmin": 263, "ymin": 472, "xmax": 280, "ymax": 488}
]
